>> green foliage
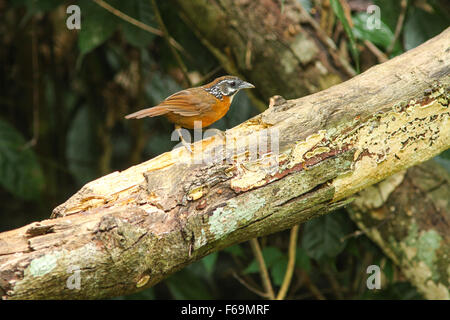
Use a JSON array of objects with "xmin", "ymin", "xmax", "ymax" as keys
[
  {"xmin": 353, "ymin": 0, "xmax": 448, "ymax": 57},
  {"xmin": 78, "ymin": 0, "xmax": 120, "ymax": 56},
  {"xmin": 157, "ymin": 1, "xmax": 217, "ymax": 74},
  {"xmin": 352, "ymin": 13, "xmax": 402, "ymax": 55},
  {"xmin": 223, "ymin": 244, "xmax": 245, "ymax": 258},
  {"xmin": 166, "ymin": 264, "xmax": 213, "ymax": 299},
  {"xmin": 66, "ymin": 106, "xmax": 101, "ymax": 186},
  {"xmin": 383, "ymin": 259, "xmax": 394, "ymax": 284},
  {"xmin": 435, "ymin": 150, "xmax": 450, "ymax": 173},
  {"xmin": 10, "ymin": 0, "xmax": 61, "ymax": 13},
  {"xmin": 244, "ymin": 246, "xmax": 283, "ymax": 274},
  {"xmin": 372, "ymin": 0, "xmax": 402, "ymax": 31},
  {"xmin": 403, "ymin": 4, "xmax": 449, "ymax": 51},
  {"xmin": 330, "ymin": 0, "xmax": 360, "ymax": 73},
  {"xmin": 271, "ymin": 256, "xmax": 289, "ymax": 286},
  {"xmin": 295, "ymin": 248, "xmax": 311, "ymax": 272},
  {"xmin": 201, "ymin": 252, "xmax": 219, "ymax": 276},
  {"xmin": 78, "ymin": 0, "xmax": 158, "ymax": 60},
  {"xmin": 0, "ymin": 119, "xmax": 44, "ymax": 200},
  {"xmin": 118, "ymin": 1, "xmax": 156, "ymax": 48},
  {"xmin": 362, "ymin": 282, "xmax": 423, "ymax": 300},
  {"xmin": 243, "ymin": 246, "xmax": 291, "ymax": 286},
  {"xmin": 302, "ymin": 211, "xmax": 352, "ymax": 261}
]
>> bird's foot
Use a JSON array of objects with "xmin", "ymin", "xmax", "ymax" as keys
[{"xmin": 175, "ymin": 126, "xmax": 193, "ymax": 153}]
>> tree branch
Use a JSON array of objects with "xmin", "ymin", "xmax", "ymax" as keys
[{"xmin": 0, "ymin": 28, "xmax": 449, "ymax": 299}]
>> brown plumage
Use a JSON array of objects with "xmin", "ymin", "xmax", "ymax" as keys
[{"xmin": 125, "ymin": 75, "xmax": 254, "ymax": 129}]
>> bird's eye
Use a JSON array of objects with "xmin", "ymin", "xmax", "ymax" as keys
[{"xmin": 230, "ymin": 81, "xmax": 236, "ymax": 87}]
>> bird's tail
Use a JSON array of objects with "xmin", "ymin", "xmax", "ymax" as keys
[{"xmin": 125, "ymin": 106, "xmax": 168, "ymax": 119}]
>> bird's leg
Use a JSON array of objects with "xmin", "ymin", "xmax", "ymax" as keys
[{"xmin": 175, "ymin": 125, "xmax": 193, "ymax": 153}]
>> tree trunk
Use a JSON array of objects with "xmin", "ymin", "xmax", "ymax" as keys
[{"xmin": 0, "ymin": 28, "xmax": 448, "ymax": 299}]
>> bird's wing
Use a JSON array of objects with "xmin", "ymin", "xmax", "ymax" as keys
[
  {"xmin": 125, "ymin": 88, "xmax": 214, "ymax": 119},
  {"xmin": 159, "ymin": 88, "xmax": 215, "ymax": 116}
]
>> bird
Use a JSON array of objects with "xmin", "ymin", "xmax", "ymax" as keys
[{"xmin": 125, "ymin": 75, "xmax": 255, "ymax": 151}]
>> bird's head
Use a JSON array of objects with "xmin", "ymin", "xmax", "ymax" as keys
[{"xmin": 204, "ymin": 75, "xmax": 254, "ymax": 100}]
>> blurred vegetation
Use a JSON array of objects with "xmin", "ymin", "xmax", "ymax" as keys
[{"xmin": 0, "ymin": 0, "xmax": 448, "ymax": 299}]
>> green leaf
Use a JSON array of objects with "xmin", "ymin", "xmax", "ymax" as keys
[
  {"xmin": 330, "ymin": 0, "xmax": 360, "ymax": 73},
  {"xmin": 145, "ymin": 71, "xmax": 183, "ymax": 105},
  {"xmin": 435, "ymin": 150, "xmax": 450, "ymax": 173},
  {"xmin": 66, "ymin": 106, "xmax": 101, "ymax": 186},
  {"xmin": 302, "ymin": 212, "xmax": 351, "ymax": 261},
  {"xmin": 243, "ymin": 246, "xmax": 284, "ymax": 274},
  {"xmin": 271, "ymin": 257, "xmax": 288, "ymax": 286},
  {"xmin": 156, "ymin": 1, "xmax": 217, "ymax": 73},
  {"xmin": 295, "ymin": 248, "xmax": 311, "ymax": 272},
  {"xmin": 223, "ymin": 244, "xmax": 245, "ymax": 258},
  {"xmin": 117, "ymin": 0, "xmax": 156, "ymax": 48},
  {"xmin": 166, "ymin": 268, "xmax": 212, "ymax": 299},
  {"xmin": 383, "ymin": 259, "xmax": 394, "ymax": 283},
  {"xmin": 0, "ymin": 119, "xmax": 44, "ymax": 200},
  {"xmin": 403, "ymin": 6, "xmax": 449, "ymax": 51},
  {"xmin": 373, "ymin": 0, "xmax": 401, "ymax": 31},
  {"xmin": 261, "ymin": 247, "xmax": 284, "ymax": 268},
  {"xmin": 201, "ymin": 252, "xmax": 218, "ymax": 276},
  {"xmin": 78, "ymin": 0, "xmax": 120, "ymax": 56},
  {"xmin": 243, "ymin": 259, "xmax": 259, "ymax": 274},
  {"xmin": 352, "ymin": 13, "xmax": 401, "ymax": 55},
  {"xmin": 11, "ymin": 0, "xmax": 62, "ymax": 13},
  {"xmin": 438, "ymin": 149, "xmax": 450, "ymax": 160}
]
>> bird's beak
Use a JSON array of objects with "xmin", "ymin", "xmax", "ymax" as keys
[{"xmin": 238, "ymin": 80, "xmax": 255, "ymax": 89}]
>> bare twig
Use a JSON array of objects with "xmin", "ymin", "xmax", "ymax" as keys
[
  {"xmin": 297, "ymin": 2, "xmax": 356, "ymax": 77},
  {"xmin": 232, "ymin": 271, "xmax": 270, "ymax": 298},
  {"xmin": 92, "ymin": 0, "xmax": 184, "ymax": 53},
  {"xmin": 298, "ymin": 269, "xmax": 326, "ymax": 300},
  {"xmin": 150, "ymin": 0, "xmax": 192, "ymax": 87},
  {"xmin": 276, "ymin": 225, "xmax": 299, "ymax": 300},
  {"xmin": 364, "ymin": 40, "xmax": 388, "ymax": 63},
  {"xmin": 386, "ymin": 0, "xmax": 408, "ymax": 55},
  {"xmin": 323, "ymin": 266, "xmax": 344, "ymax": 299},
  {"xmin": 249, "ymin": 238, "xmax": 275, "ymax": 299},
  {"xmin": 245, "ymin": 40, "xmax": 252, "ymax": 70},
  {"xmin": 192, "ymin": 66, "xmax": 222, "ymax": 87}
]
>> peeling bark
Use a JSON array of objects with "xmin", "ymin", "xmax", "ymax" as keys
[{"xmin": 0, "ymin": 28, "xmax": 449, "ymax": 299}]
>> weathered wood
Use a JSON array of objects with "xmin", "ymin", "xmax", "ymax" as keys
[{"xmin": 0, "ymin": 28, "xmax": 449, "ymax": 299}]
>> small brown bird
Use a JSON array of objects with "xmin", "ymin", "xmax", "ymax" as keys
[{"xmin": 125, "ymin": 75, "xmax": 254, "ymax": 150}]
